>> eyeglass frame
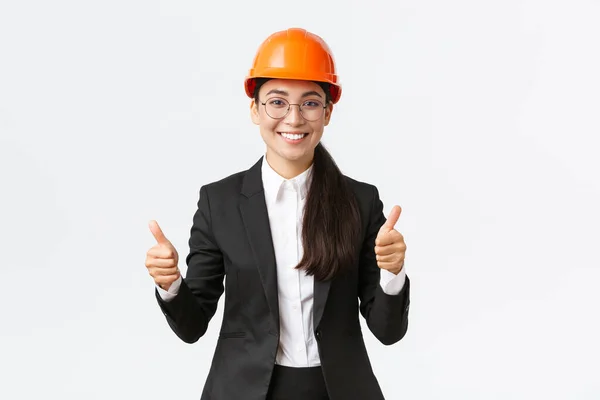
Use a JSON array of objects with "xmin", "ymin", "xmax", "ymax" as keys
[{"xmin": 258, "ymin": 97, "xmax": 328, "ymax": 121}]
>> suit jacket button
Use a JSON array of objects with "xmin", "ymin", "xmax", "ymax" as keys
[{"xmin": 315, "ymin": 330, "xmax": 321, "ymax": 339}]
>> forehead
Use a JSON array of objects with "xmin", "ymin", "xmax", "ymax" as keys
[{"xmin": 259, "ymin": 79, "xmax": 325, "ymax": 97}]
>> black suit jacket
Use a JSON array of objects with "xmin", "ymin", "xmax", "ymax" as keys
[{"xmin": 156, "ymin": 156, "xmax": 410, "ymax": 400}]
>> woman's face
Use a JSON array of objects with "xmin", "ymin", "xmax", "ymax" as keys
[{"xmin": 251, "ymin": 79, "xmax": 333, "ymax": 170}]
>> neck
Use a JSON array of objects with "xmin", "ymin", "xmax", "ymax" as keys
[{"xmin": 265, "ymin": 151, "xmax": 313, "ymax": 179}]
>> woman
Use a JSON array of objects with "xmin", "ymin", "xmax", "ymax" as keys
[{"xmin": 145, "ymin": 28, "xmax": 410, "ymax": 400}]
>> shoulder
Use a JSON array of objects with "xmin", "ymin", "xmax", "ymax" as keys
[
  {"xmin": 342, "ymin": 175, "xmax": 385, "ymax": 231},
  {"xmin": 342, "ymin": 174, "xmax": 385, "ymax": 221},
  {"xmin": 202, "ymin": 169, "xmax": 247, "ymax": 194},
  {"xmin": 343, "ymin": 174, "xmax": 380, "ymax": 202},
  {"xmin": 193, "ymin": 168, "xmax": 250, "ymax": 213},
  {"xmin": 200, "ymin": 157, "xmax": 262, "ymax": 197}
]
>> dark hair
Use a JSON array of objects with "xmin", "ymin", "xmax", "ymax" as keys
[{"xmin": 253, "ymin": 78, "xmax": 362, "ymax": 281}]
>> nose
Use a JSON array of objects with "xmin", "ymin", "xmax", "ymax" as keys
[{"xmin": 284, "ymin": 104, "xmax": 304, "ymax": 126}]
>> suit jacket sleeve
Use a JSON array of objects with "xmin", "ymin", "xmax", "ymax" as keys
[
  {"xmin": 155, "ymin": 185, "xmax": 225, "ymax": 344},
  {"xmin": 358, "ymin": 185, "xmax": 410, "ymax": 345}
]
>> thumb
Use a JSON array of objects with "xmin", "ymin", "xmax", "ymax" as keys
[
  {"xmin": 149, "ymin": 220, "xmax": 169, "ymax": 245},
  {"xmin": 380, "ymin": 205, "xmax": 402, "ymax": 233}
]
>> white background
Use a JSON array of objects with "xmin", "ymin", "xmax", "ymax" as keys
[{"xmin": 1, "ymin": 0, "xmax": 599, "ymax": 398}]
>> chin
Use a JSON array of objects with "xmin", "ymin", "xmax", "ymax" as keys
[
  {"xmin": 280, "ymin": 151, "xmax": 305, "ymax": 161},
  {"xmin": 279, "ymin": 147, "xmax": 311, "ymax": 160}
]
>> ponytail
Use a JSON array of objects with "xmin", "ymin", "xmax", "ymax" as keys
[{"xmin": 297, "ymin": 142, "xmax": 361, "ymax": 281}]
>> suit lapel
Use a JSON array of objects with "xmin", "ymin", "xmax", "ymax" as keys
[
  {"xmin": 313, "ymin": 276, "xmax": 331, "ymax": 330},
  {"xmin": 239, "ymin": 157, "xmax": 280, "ymax": 332}
]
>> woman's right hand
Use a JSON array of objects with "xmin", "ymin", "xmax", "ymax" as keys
[{"xmin": 145, "ymin": 220, "xmax": 180, "ymax": 290}]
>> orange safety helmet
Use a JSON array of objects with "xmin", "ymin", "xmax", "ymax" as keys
[{"xmin": 244, "ymin": 28, "xmax": 342, "ymax": 104}]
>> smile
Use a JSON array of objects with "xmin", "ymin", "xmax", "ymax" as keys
[{"xmin": 278, "ymin": 132, "xmax": 308, "ymax": 142}]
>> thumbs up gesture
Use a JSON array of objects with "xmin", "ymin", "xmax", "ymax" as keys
[
  {"xmin": 145, "ymin": 220, "xmax": 181, "ymax": 290},
  {"xmin": 374, "ymin": 205, "xmax": 407, "ymax": 275}
]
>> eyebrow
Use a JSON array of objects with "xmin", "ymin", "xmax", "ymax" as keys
[{"xmin": 265, "ymin": 89, "xmax": 323, "ymax": 98}]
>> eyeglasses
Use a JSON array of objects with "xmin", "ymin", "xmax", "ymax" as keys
[{"xmin": 259, "ymin": 97, "xmax": 327, "ymax": 121}]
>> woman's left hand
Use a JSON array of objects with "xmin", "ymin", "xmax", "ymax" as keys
[{"xmin": 374, "ymin": 205, "xmax": 406, "ymax": 275}]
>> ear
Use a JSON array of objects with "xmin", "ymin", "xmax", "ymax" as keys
[
  {"xmin": 250, "ymin": 99, "xmax": 260, "ymax": 125},
  {"xmin": 323, "ymin": 102, "xmax": 334, "ymax": 126}
]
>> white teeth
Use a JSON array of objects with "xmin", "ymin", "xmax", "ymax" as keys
[{"xmin": 280, "ymin": 132, "xmax": 306, "ymax": 140}]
